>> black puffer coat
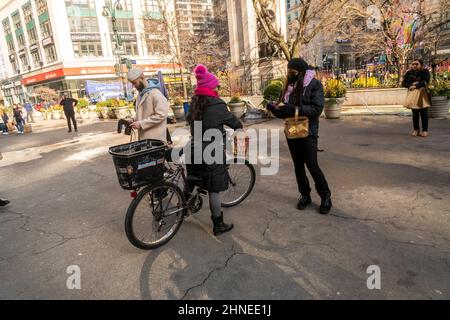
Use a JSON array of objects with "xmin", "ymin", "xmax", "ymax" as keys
[
  {"xmin": 187, "ymin": 97, "xmax": 243, "ymax": 193},
  {"xmin": 268, "ymin": 78, "xmax": 324, "ymax": 138},
  {"xmin": 402, "ymin": 69, "xmax": 431, "ymax": 89}
]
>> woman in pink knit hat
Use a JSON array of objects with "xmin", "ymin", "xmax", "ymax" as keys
[{"xmin": 185, "ymin": 64, "xmax": 243, "ymax": 236}]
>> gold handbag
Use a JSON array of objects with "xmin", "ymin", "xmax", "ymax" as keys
[{"xmin": 284, "ymin": 107, "xmax": 309, "ymax": 139}]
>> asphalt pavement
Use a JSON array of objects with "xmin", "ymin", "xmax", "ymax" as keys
[{"xmin": 0, "ymin": 115, "xmax": 449, "ymax": 299}]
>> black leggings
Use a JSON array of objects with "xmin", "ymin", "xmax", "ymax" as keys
[
  {"xmin": 412, "ymin": 108, "xmax": 429, "ymax": 132},
  {"xmin": 287, "ymin": 136, "xmax": 331, "ymax": 198}
]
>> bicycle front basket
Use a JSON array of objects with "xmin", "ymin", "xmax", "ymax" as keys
[{"xmin": 109, "ymin": 139, "xmax": 167, "ymax": 190}]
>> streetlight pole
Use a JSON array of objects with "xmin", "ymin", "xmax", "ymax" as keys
[
  {"xmin": 241, "ymin": 53, "xmax": 246, "ymax": 95},
  {"xmin": 103, "ymin": 0, "xmax": 127, "ymax": 99}
]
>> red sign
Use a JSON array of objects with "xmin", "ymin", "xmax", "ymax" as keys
[
  {"xmin": 22, "ymin": 69, "xmax": 65, "ymax": 85},
  {"xmin": 22, "ymin": 63, "xmax": 185, "ymax": 86}
]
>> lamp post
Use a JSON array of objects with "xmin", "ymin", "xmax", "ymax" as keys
[
  {"xmin": 241, "ymin": 53, "xmax": 247, "ymax": 95},
  {"xmin": 102, "ymin": 0, "xmax": 127, "ymax": 98}
]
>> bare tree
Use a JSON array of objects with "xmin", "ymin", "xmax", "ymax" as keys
[
  {"xmin": 155, "ymin": 0, "xmax": 188, "ymax": 100},
  {"xmin": 343, "ymin": 0, "xmax": 450, "ymax": 83},
  {"xmin": 252, "ymin": 0, "xmax": 350, "ymax": 61}
]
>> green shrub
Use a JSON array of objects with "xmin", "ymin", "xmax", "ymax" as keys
[
  {"xmin": 77, "ymin": 98, "xmax": 89, "ymax": 109},
  {"xmin": 263, "ymin": 79, "xmax": 284, "ymax": 102},
  {"xmin": 229, "ymin": 95, "xmax": 242, "ymax": 104}
]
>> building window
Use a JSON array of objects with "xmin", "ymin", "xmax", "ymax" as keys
[
  {"xmin": 40, "ymin": 20, "xmax": 52, "ymax": 38},
  {"xmin": 23, "ymin": 3, "xmax": 34, "ymax": 23},
  {"xmin": 108, "ymin": 18, "xmax": 136, "ymax": 33},
  {"xmin": 105, "ymin": 0, "xmax": 133, "ymax": 11},
  {"xmin": 31, "ymin": 51, "xmax": 41, "ymax": 67},
  {"xmin": 28, "ymin": 27, "xmax": 38, "ymax": 44},
  {"xmin": 12, "ymin": 12, "xmax": 22, "ymax": 30},
  {"xmin": 7, "ymin": 41, "xmax": 16, "ymax": 54},
  {"xmin": 2, "ymin": 19, "xmax": 12, "ymax": 35},
  {"xmin": 73, "ymin": 41, "xmax": 103, "ymax": 57},
  {"xmin": 65, "ymin": 0, "xmax": 96, "ymax": 9},
  {"xmin": 17, "ymin": 33, "xmax": 26, "ymax": 48},
  {"xmin": 20, "ymin": 54, "xmax": 30, "ymax": 68},
  {"xmin": 68, "ymin": 17, "xmax": 100, "ymax": 32},
  {"xmin": 147, "ymin": 39, "xmax": 169, "ymax": 55},
  {"xmin": 35, "ymin": 0, "xmax": 49, "ymax": 16},
  {"xmin": 142, "ymin": 0, "xmax": 159, "ymax": 13},
  {"xmin": 44, "ymin": 45, "xmax": 57, "ymax": 62}
]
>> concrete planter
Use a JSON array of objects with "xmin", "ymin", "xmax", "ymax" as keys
[
  {"xmin": 228, "ymin": 102, "xmax": 246, "ymax": 119},
  {"xmin": 52, "ymin": 111, "xmax": 62, "ymax": 120},
  {"xmin": 172, "ymin": 105, "xmax": 185, "ymax": 119},
  {"xmin": 324, "ymin": 98, "xmax": 345, "ymax": 119},
  {"xmin": 430, "ymin": 96, "xmax": 449, "ymax": 119},
  {"xmin": 113, "ymin": 107, "xmax": 129, "ymax": 120},
  {"xmin": 343, "ymin": 88, "xmax": 408, "ymax": 107}
]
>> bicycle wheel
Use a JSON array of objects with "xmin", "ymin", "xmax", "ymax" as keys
[
  {"xmin": 125, "ymin": 181, "xmax": 187, "ymax": 250},
  {"xmin": 221, "ymin": 158, "xmax": 256, "ymax": 208}
]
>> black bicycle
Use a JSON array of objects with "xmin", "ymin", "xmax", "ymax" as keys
[{"xmin": 110, "ymin": 138, "xmax": 256, "ymax": 250}]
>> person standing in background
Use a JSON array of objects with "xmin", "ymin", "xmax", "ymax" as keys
[
  {"xmin": 24, "ymin": 101, "xmax": 35, "ymax": 123},
  {"xmin": 402, "ymin": 59, "xmax": 431, "ymax": 138},
  {"xmin": 13, "ymin": 104, "xmax": 25, "ymax": 135},
  {"xmin": 59, "ymin": 94, "xmax": 78, "ymax": 133}
]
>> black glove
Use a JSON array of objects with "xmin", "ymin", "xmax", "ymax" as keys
[{"xmin": 266, "ymin": 102, "xmax": 277, "ymax": 112}]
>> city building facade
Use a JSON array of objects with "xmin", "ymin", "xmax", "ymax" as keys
[
  {"xmin": 226, "ymin": 0, "xmax": 287, "ymax": 95},
  {"xmin": 0, "ymin": 0, "xmax": 188, "ymax": 105}
]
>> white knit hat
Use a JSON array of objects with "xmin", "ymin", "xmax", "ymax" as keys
[{"xmin": 127, "ymin": 68, "xmax": 143, "ymax": 81}]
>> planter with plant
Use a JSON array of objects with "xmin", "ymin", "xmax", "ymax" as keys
[
  {"xmin": 324, "ymin": 79, "xmax": 347, "ymax": 119},
  {"xmin": 428, "ymin": 80, "xmax": 450, "ymax": 119},
  {"xmin": 96, "ymin": 102, "xmax": 109, "ymax": 119},
  {"xmin": 51, "ymin": 105, "xmax": 63, "ymax": 120},
  {"xmin": 111, "ymin": 99, "xmax": 129, "ymax": 119},
  {"xmin": 352, "ymin": 76, "xmax": 381, "ymax": 89},
  {"xmin": 76, "ymin": 98, "xmax": 90, "ymax": 119},
  {"xmin": 228, "ymin": 95, "xmax": 246, "ymax": 119},
  {"xmin": 172, "ymin": 97, "xmax": 185, "ymax": 119}
]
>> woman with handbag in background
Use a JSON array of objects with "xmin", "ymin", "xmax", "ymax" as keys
[
  {"xmin": 402, "ymin": 59, "xmax": 431, "ymax": 137},
  {"xmin": 267, "ymin": 58, "xmax": 332, "ymax": 215}
]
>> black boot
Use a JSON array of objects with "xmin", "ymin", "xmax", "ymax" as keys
[
  {"xmin": 0, "ymin": 198, "xmax": 10, "ymax": 207},
  {"xmin": 212, "ymin": 213, "xmax": 234, "ymax": 236},
  {"xmin": 297, "ymin": 194, "xmax": 312, "ymax": 210},
  {"xmin": 319, "ymin": 193, "xmax": 332, "ymax": 215}
]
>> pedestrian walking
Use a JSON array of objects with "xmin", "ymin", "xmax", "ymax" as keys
[
  {"xmin": 59, "ymin": 94, "xmax": 78, "ymax": 133},
  {"xmin": 185, "ymin": 64, "xmax": 243, "ymax": 236},
  {"xmin": 0, "ymin": 152, "xmax": 10, "ymax": 207},
  {"xmin": 0, "ymin": 107, "xmax": 9, "ymax": 135},
  {"xmin": 126, "ymin": 68, "xmax": 169, "ymax": 142},
  {"xmin": 402, "ymin": 59, "xmax": 431, "ymax": 137},
  {"xmin": 267, "ymin": 58, "xmax": 332, "ymax": 214},
  {"xmin": 13, "ymin": 104, "xmax": 25, "ymax": 134},
  {"xmin": 24, "ymin": 101, "xmax": 35, "ymax": 123}
]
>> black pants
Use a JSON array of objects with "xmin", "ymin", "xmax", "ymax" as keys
[
  {"xmin": 412, "ymin": 108, "xmax": 429, "ymax": 132},
  {"xmin": 65, "ymin": 112, "xmax": 77, "ymax": 132},
  {"xmin": 287, "ymin": 136, "xmax": 331, "ymax": 198}
]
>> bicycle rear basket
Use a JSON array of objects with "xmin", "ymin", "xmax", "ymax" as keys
[{"xmin": 109, "ymin": 139, "xmax": 167, "ymax": 190}]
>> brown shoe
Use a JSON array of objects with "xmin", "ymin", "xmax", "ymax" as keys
[
  {"xmin": 411, "ymin": 130, "xmax": 419, "ymax": 137},
  {"xmin": 419, "ymin": 131, "xmax": 428, "ymax": 137}
]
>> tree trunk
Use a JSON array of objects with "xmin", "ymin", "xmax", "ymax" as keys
[{"xmin": 179, "ymin": 67, "xmax": 188, "ymax": 100}]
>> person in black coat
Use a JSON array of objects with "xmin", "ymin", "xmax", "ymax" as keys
[
  {"xmin": 267, "ymin": 58, "xmax": 332, "ymax": 214},
  {"xmin": 186, "ymin": 64, "xmax": 243, "ymax": 236},
  {"xmin": 402, "ymin": 59, "xmax": 431, "ymax": 137},
  {"xmin": 59, "ymin": 94, "xmax": 78, "ymax": 133}
]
